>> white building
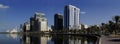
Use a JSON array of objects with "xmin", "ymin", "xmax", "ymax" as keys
[
  {"xmin": 10, "ymin": 27, "xmax": 18, "ymax": 33},
  {"xmin": 35, "ymin": 12, "xmax": 48, "ymax": 31},
  {"xmin": 64, "ymin": 5, "xmax": 80, "ymax": 30},
  {"xmin": 78, "ymin": 24, "xmax": 81, "ymax": 29},
  {"xmin": 25, "ymin": 22, "xmax": 30, "ymax": 31},
  {"xmin": 48, "ymin": 26, "xmax": 52, "ymax": 31},
  {"xmin": 84, "ymin": 24, "xmax": 88, "ymax": 29}
]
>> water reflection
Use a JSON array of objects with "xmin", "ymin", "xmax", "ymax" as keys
[
  {"xmin": 20, "ymin": 34, "xmax": 52, "ymax": 44},
  {"xmin": 20, "ymin": 34, "xmax": 99, "ymax": 44},
  {"xmin": 6, "ymin": 34, "xmax": 18, "ymax": 39}
]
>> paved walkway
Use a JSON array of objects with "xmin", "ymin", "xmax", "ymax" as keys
[{"xmin": 100, "ymin": 35, "xmax": 120, "ymax": 44}]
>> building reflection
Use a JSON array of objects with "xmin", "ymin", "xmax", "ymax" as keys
[
  {"xmin": 6, "ymin": 34, "xmax": 18, "ymax": 39},
  {"xmin": 51, "ymin": 35, "xmax": 69, "ymax": 44},
  {"xmin": 56, "ymin": 35, "xmax": 100, "ymax": 44},
  {"xmin": 20, "ymin": 35, "xmax": 100, "ymax": 44},
  {"xmin": 20, "ymin": 34, "xmax": 52, "ymax": 44}
]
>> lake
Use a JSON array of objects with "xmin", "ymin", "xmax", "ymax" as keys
[
  {"xmin": 0, "ymin": 34, "xmax": 101, "ymax": 44},
  {"xmin": 2, "ymin": 34, "xmax": 120, "ymax": 44}
]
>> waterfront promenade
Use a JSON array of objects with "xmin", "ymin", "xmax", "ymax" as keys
[{"xmin": 101, "ymin": 34, "xmax": 120, "ymax": 44}]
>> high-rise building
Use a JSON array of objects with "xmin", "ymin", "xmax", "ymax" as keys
[
  {"xmin": 64, "ymin": 5, "xmax": 80, "ymax": 30},
  {"xmin": 54, "ymin": 13, "xmax": 63, "ymax": 31},
  {"xmin": 35, "ymin": 12, "xmax": 48, "ymax": 31},
  {"xmin": 30, "ymin": 17, "xmax": 35, "ymax": 31},
  {"xmin": 30, "ymin": 12, "xmax": 48, "ymax": 32},
  {"xmin": 22, "ymin": 22, "xmax": 30, "ymax": 32}
]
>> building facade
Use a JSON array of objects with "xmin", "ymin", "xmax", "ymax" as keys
[
  {"xmin": 30, "ymin": 12, "xmax": 48, "ymax": 32},
  {"xmin": 25, "ymin": 22, "xmax": 30, "ymax": 32},
  {"xmin": 64, "ymin": 5, "xmax": 80, "ymax": 30},
  {"xmin": 54, "ymin": 13, "xmax": 63, "ymax": 31},
  {"xmin": 22, "ymin": 22, "xmax": 30, "ymax": 32}
]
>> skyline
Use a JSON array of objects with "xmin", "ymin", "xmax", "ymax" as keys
[{"xmin": 0, "ymin": 0, "xmax": 120, "ymax": 32}]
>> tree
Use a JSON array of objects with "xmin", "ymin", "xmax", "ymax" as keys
[
  {"xmin": 101, "ymin": 23, "xmax": 108, "ymax": 34},
  {"xmin": 113, "ymin": 15, "xmax": 120, "ymax": 24},
  {"xmin": 112, "ymin": 15, "xmax": 120, "ymax": 34},
  {"xmin": 86, "ymin": 25, "xmax": 100, "ymax": 34},
  {"xmin": 108, "ymin": 20, "xmax": 114, "ymax": 34}
]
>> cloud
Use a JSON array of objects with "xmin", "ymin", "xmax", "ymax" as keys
[
  {"xmin": 81, "ymin": 11, "xmax": 86, "ymax": 14},
  {"xmin": 0, "ymin": 4, "xmax": 9, "ymax": 9}
]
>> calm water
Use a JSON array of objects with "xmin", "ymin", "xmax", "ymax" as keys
[{"xmin": 0, "ymin": 34, "xmax": 99, "ymax": 44}]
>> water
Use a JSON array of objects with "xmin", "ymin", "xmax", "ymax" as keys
[{"xmin": 0, "ymin": 34, "xmax": 99, "ymax": 44}]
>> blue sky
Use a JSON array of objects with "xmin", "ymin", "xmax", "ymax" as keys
[{"xmin": 0, "ymin": 0, "xmax": 120, "ymax": 32}]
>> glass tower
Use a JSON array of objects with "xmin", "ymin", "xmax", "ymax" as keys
[{"xmin": 64, "ymin": 5, "xmax": 80, "ymax": 30}]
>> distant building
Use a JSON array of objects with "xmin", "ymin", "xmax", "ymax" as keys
[
  {"xmin": 78, "ymin": 24, "xmax": 81, "ymax": 29},
  {"xmin": 81, "ymin": 24, "xmax": 85, "ymax": 29},
  {"xmin": 30, "ymin": 17, "xmax": 36, "ymax": 32},
  {"xmin": 22, "ymin": 22, "xmax": 30, "ymax": 32},
  {"xmin": 64, "ymin": 5, "xmax": 80, "ymax": 30},
  {"xmin": 51, "ymin": 25, "xmax": 54, "ymax": 31},
  {"xmin": 25, "ymin": 22, "xmax": 30, "ymax": 32},
  {"xmin": 81, "ymin": 24, "xmax": 89, "ymax": 29},
  {"xmin": 54, "ymin": 13, "xmax": 63, "ymax": 31},
  {"xmin": 48, "ymin": 26, "xmax": 52, "ymax": 31},
  {"xmin": 84, "ymin": 24, "xmax": 88, "ymax": 29},
  {"xmin": 30, "ymin": 12, "xmax": 48, "ymax": 32},
  {"xmin": 10, "ymin": 27, "xmax": 18, "ymax": 33}
]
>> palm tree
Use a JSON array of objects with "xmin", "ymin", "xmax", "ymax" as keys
[
  {"xmin": 101, "ymin": 23, "xmax": 107, "ymax": 34},
  {"xmin": 108, "ymin": 20, "xmax": 114, "ymax": 34},
  {"xmin": 112, "ymin": 15, "xmax": 120, "ymax": 34},
  {"xmin": 113, "ymin": 15, "xmax": 120, "ymax": 24}
]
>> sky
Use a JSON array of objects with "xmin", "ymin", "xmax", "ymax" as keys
[{"xmin": 0, "ymin": 0, "xmax": 120, "ymax": 32}]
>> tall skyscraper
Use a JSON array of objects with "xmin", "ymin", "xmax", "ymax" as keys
[
  {"xmin": 30, "ymin": 12, "xmax": 48, "ymax": 32},
  {"xmin": 54, "ymin": 13, "xmax": 63, "ymax": 31},
  {"xmin": 64, "ymin": 5, "xmax": 80, "ymax": 30}
]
